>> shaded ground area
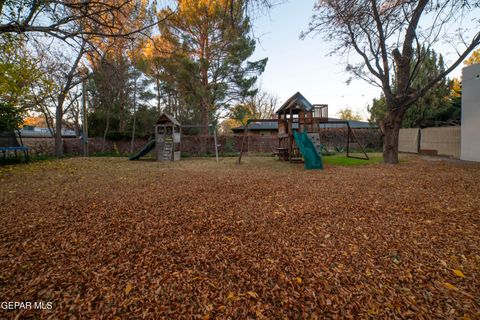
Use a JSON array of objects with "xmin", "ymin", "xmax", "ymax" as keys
[{"xmin": 0, "ymin": 157, "xmax": 479, "ymax": 319}]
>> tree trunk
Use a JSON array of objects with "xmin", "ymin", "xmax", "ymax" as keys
[
  {"xmin": 381, "ymin": 110, "xmax": 404, "ymax": 164},
  {"xmin": 118, "ymin": 90, "xmax": 126, "ymax": 132},
  {"xmin": 199, "ymin": 25, "xmax": 210, "ymax": 155},
  {"xmin": 156, "ymin": 79, "xmax": 162, "ymax": 116},
  {"xmin": 55, "ymin": 94, "xmax": 66, "ymax": 157},
  {"xmin": 73, "ymin": 110, "xmax": 80, "ymax": 138},
  {"xmin": 167, "ymin": 94, "xmax": 171, "ymax": 114},
  {"xmin": 53, "ymin": 41, "xmax": 85, "ymax": 157},
  {"xmin": 102, "ymin": 106, "xmax": 111, "ymax": 153},
  {"xmin": 201, "ymin": 102, "xmax": 209, "ymax": 155}
]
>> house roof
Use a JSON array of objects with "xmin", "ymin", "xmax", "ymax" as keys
[
  {"xmin": 19, "ymin": 126, "xmax": 76, "ymax": 138},
  {"xmin": 232, "ymin": 118, "xmax": 376, "ymax": 132},
  {"xmin": 232, "ymin": 121, "xmax": 279, "ymax": 131},
  {"xmin": 275, "ymin": 92, "xmax": 314, "ymax": 115},
  {"xmin": 156, "ymin": 113, "xmax": 181, "ymax": 126},
  {"xmin": 320, "ymin": 119, "xmax": 376, "ymax": 129}
]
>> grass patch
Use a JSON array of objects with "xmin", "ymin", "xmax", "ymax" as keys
[
  {"xmin": 0, "ymin": 154, "xmax": 58, "ymax": 166},
  {"xmin": 322, "ymin": 153, "xmax": 384, "ymax": 166}
]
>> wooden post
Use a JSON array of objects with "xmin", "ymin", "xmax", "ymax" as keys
[
  {"xmin": 82, "ymin": 79, "xmax": 89, "ymax": 157},
  {"xmin": 346, "ymin": 125, "xmax": 350, "ymax": 156},
  {"xmin": 247, "ymin": 128, "xmax": 250, "ymax": 154},
  {"xmin": 277, "ymin": 114, "xmax": 281, "ymax": 150},
  {"xmin": 310, "ymin": 112, "xmax": 317, "ymax": 131},
  {"xmin": 302, "ymin": 111, "xmax": 306, "ymax": 132},
  {"xmin": 214, "ymin": 128, "xmax": 219, "ymax": 162},
  {"xmin": 289, "ymin": 108, "xmax": 293, "ymax": 160}
]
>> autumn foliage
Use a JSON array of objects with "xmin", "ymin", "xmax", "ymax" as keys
[{"xmin": 0, "ymin": 157, "xmax": 479, "ymax": 318}]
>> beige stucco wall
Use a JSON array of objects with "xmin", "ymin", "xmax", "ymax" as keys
[
  {"xmin": 420, "ymin": 127, "xmax": 461, "ymax": 158},
  {"xmin": 461, "ymin": 64, "xmax": 480, "ymax": 162},
  {"xmin": 398, "ymin": 128, "xmax": 419, "ymax": 153}
]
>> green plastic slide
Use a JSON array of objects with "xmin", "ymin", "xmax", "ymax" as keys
[
  {"xmin": 293, "ymin": 130, "xmax": 323, "ymax": 170},
  {"xmin": 129, "ymin": 140, "xmax": 156, "ymax": 160}
]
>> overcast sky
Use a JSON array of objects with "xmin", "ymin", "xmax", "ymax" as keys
[{"xmin": 249, "ymin": 1, "xmax": 472, "ymax": 120}]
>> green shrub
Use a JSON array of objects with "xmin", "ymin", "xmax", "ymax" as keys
[{"xmin": 0, "ymin": 102, "xmax": 22, "ymax": 131}]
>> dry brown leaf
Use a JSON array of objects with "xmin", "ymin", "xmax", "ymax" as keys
[
  {"xmin": 452, "ymin": 269, "xmax": 466, "ymax": 278},
  {"xmin": 226, "ymin": 292, "xmax": 236, "ymax": 302},
  {"xmin": 1, "ymin": 157, "xmax": 479, "ymax": 318},
  {"xmin": 125, "ymin": 283, "xmax": 133, "ymax": 295},
  {"xmin": 293, "ymin": 277, "xmax": 302, "ymax": 284}
]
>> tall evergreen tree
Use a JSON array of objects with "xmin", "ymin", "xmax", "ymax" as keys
[
  {"xmin": 368, "ymin": 48, "xmax": 452, "ymax": 128},
  {"xmin": 157, "ymin": 0, "xmax": 267, "ymax": 130}
]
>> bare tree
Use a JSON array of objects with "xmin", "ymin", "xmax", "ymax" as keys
[
  {"xmin": 0, "ymin": 0, "xmax": 157, "ymax": 41},
  {"xmin": 31, "ymin": 41, "xmax": 88, "ymax": 156},
  {"xmin": 0, "ymin": 0, "xmax": 277, "ymax": 44},
  {"xmin": 64, "ymin": 90, "xmax": 82, "ymax": 137},
  {"xmin": 304, "ymin": 0, "xmax": 480, "ymax": 163},
  {"xmin": 247, "ymin": 88, "xmax": 278, "ymax": 119},
  {"xmin": 53, "ymin": 42, "xmax": 87, "ymax": 156}
]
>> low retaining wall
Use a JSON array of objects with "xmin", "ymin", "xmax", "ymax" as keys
[
  {"xmin": 64, "ymin": 138, "xmax": 148, "ymax": 156},
  {"xmin": 20, "ymin": 136, "xmax": 270, "ymax": 156},
  {"xmin": 20, "ymin": 137, "xmax": 150, "ymax": 157},
  {"xmin": 398, "ymin": 128, "xmax": 420, "ymax": 153},
  {"xmin": 22, "ymin": 137, "xmax": 57, "ymax": 156},
  {"xmin": 21, "ymin": 129, "xmax": 383, "ymax": 157},
  {"xmin": 182, "ymin": 135, "xmax": 279, "ymax": 156},
  {"xmin": 420, "ymin": 127, "xmax": 460, "ymax": 158},
  {"xmin": 398, "ymin": 126, "xmax": 461, "ymax": 158},
  {"xmin": 313, "ymin": 128, "xmax": 382, "ymax": 150}
]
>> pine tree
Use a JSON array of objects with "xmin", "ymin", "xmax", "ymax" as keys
[
  {"xmin": 157, "ymin": 0, "xmax": 267, "ymax": 129},
  {"xmin": 368, "ymin": 48, "xmax": 452, "ymax": 128}
]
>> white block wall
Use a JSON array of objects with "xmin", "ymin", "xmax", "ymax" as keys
[
  {"xmin": 421, "ymin": 127, "xmax": 460, "ymax": 158},
  {"xmin": 461, "ymin": 64, "xmax": 480, "ymax": 162},
  {"xmin": 398, "ymin": 128, "xmax": 420, "ymax": 153}
]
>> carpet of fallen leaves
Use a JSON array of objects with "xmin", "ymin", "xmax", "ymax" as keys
[{"xmin": 0, "ymin": 156, "xmax": 479, "ymax": 319}]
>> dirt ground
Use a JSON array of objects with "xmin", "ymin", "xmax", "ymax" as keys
[{"xmin": 0, "ymin": 156, "xmax": 479, "ymax": 319}]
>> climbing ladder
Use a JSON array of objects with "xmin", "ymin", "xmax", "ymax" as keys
[{"xmin": 163, "ymin": 141, "xmax": 173, "ymax": 161}]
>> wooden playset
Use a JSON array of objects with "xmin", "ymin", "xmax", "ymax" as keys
[
  {"xmin": 130, "ymin": 113, "xmax": 182, "ymax": 162},
  {"xmin": 238, "ymin": 92, "xmax": 369, "ymax": 166},
  {"xmin": 130, "ymin": 113, "xmax": 220, "ymax": 162},
  {"xmin": 155, "ymin": 114, "xmax": 181, "ymax": 162}
]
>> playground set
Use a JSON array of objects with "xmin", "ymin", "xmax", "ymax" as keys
[
  {"xmin": 131, "ymin": 92, "xmax": 368, "ymax": 169},
  {"xmin": 130, "ymin": 113, "xmax": 220, "ymax": 162},
  {"xmin": 130, "ymin": 114, "xmax": 181, "ymax": 162},
  {"xmin": 237, "ymin": 92, "xmax": 369, "ymax": 169}
]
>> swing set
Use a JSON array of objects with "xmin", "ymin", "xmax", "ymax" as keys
[{"xmin": 237, "ymin": 92, "xmax": 369, "ymax": 164}]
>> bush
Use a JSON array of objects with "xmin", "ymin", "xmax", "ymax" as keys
[
  {"xmin": 0, "ymin": 102, "xmax": 22, "ymax": 131},
  {"xmin": 104, "ymin": 131, "xmax": 131, "ymax": 141}
]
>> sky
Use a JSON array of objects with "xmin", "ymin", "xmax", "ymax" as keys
[{"xmin": 248, "ymin": 1, "xmax": 469, "ymax": 120}]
